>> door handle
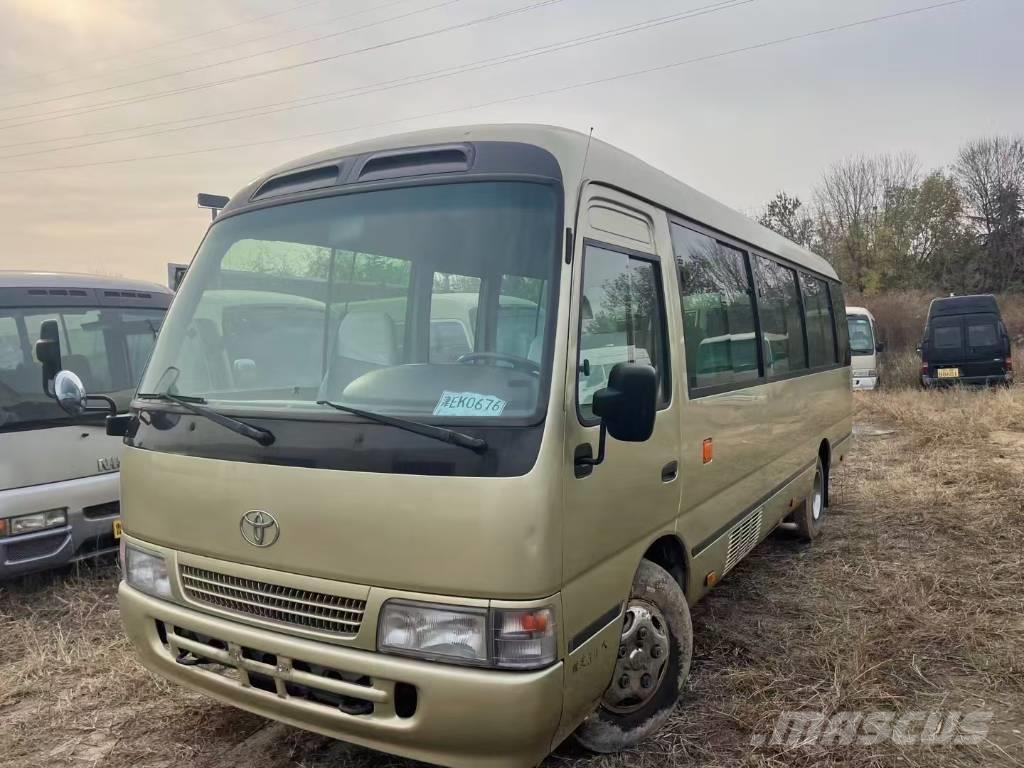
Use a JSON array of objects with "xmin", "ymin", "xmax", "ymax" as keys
[{"xmin": 661, "ymin": 460, "xmax": 678, "ymax": 483}]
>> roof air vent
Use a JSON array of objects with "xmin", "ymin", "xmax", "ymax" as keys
[
  {"xmin": 357, "ymin": 145, "xmax": 471, "ymax": 183},
  {"xmin": 252, "ymin": 164, "xmax": 340, "ymax": 201}
]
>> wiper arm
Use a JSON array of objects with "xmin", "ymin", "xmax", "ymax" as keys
[
  {"xmin": 316, "ymin": 399, "xmax": 486, "ymax": 453},
  {"xmin": 136, "ymin": 392, "xmax": 275, "ymax": 446}
]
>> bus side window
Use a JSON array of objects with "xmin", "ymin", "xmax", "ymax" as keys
[
  {"xmin": 671, "ymin": 223, "xmax": 758, "ymax": 391},
  {"xmin": 800, "ymin": 275, "xmax": 837, "ymax": 368},
  {"xmin": 576, "ymin": 244, "xmax": 669, "ymax": 421},
  {"xmin": 829, "ymin": 282, "xmax": 850, "ymax": 365}
]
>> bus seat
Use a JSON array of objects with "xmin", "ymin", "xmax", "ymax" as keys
[
  {"xmin": 193, "ymin": 317, "xmax": 232, "ymax": 391},
  {"xmin": 527, "ymin": 336, "xmax": 544, "ymax": 364},
  {"xmin": 8, "ymin": 362, "xmax": 43, "ymax": 396},
  {"xmin": 337, "ymin": 312, "xmax": 398, "ymax": 366},
  {"xmin": 320, "ymin": 312, "xmax": 398, "ymax": 397},
  {"xmin": 62, "ymin": 355, "xmax": 95, "ymax": 390}
]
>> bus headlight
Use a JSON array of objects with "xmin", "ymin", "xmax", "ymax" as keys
[
  {"xmin": 853, "ymin": 369, "xmax": 877, "ymax": 378},
  {"xmin": 124, "ymin": 545, "xmax": 171, "ymax": 599},
  {"xmin": 0, "ymin": 508, "xmax": 67, "ymax": 537},
  {"xmin": 378, "ymin": 601, "xmax": 557, "ymax": 669},
  {"xmin": 379, "ymin": 601, "xmax": 488, "ymax": 665}
]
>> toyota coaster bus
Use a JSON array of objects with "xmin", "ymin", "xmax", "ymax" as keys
[
  {"xmin": 45, "ymin": 126, "xmax": 852, "ymax": 767},
  {"xmin": 1, "ymin": 272, "xmax": 171, "ymax": 578},
  {"xmin": 847, "ymin": 306, "xmax": 882, "ymax": 390}
]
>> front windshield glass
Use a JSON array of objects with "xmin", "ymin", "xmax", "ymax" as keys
[
  {"xmin": 140, "ymin": 182, "xmax": 561, "ymax": 421},
  {"xmin": 847, "ymin": 314, "xmax": 875, "ymax": 355},
  {"xmin": 0, "ymin": 306, "xmax": 165, "ymax": 429}
]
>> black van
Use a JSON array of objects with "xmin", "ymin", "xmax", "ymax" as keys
[{"xmin": 919, "ymin": 294, "xmax": 1013, "ymax": 387}]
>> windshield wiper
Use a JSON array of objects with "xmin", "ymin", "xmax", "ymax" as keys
[
  {"xmin": 316, "ymin": 399, "xmax": 486, "ymax": 453},
  {"xmin": 136, "ymin": 392, "xmax": 275, "ymax": 446}
]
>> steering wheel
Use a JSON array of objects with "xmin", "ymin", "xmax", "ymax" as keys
[{"xmin": 457, "ymin": 352, "xmax": 540, "ymax": 374}]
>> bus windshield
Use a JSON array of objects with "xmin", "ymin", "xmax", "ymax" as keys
[
  {"xmin": 847, "ymin": 314, "xmax": 875, "ymax": 356},
  {"xmin": 0, "ymin": 306, "xmax": 165, "ymax": 430},
  {"xmin": 139, "ymin": 181, "xmax": 561, "ymax": 421}
]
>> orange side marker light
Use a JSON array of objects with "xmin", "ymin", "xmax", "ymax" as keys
[{"xmin": 702, "ymin": 437, "xmax": 714, "ymax": 464}]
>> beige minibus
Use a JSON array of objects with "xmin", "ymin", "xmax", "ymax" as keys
[{"xmin": 45, "ymin": 125, "xmax": 852, "ymax": 767}]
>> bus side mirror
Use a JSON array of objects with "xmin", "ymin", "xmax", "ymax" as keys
[
  {"xmin": 35, "ymin": 319, "xmax": 62, "ymax": 396},
  {"xmin": 875, "ymin": 341, "xmax": 886, "ymax": 353},
  {"xmin": 50, "ymin": 368, "xmax": 118, "ymax": 419},
  {"xmin": 53, "ymin": 370, "xmax": 88, "ymax": 417},
  {"xmin": 575, "ymin": 363, "xmax": 657, "ymax": 477},
  {"xmin": 594, "ymin": 363, "xmax": 657, "ymax": 443}
]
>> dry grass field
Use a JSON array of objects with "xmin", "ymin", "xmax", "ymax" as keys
[{"xmin": 2, "ymin": 388, "xmax": 1023, "ymax": 768}]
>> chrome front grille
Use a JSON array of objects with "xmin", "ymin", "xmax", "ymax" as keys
[
  {"xmin": 180, "ymin": 565, "xmax": 365, "ymax": 635},
  {"xmin": 724, "ymin": 507, "xmax": 763, "ymax": 574}
]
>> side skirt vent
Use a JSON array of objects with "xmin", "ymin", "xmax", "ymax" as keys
[{"xmin": 724, "ymin": 507, "xmax": 763, "ymax": 574}]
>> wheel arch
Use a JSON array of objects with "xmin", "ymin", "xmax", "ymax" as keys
[
  {"xmin": 641, "ymin": 533, "xmax": 688, "ymax": 593},
  {"xmin": 818, "ymin": 438, "xmax": 831, "ymax": 507}
]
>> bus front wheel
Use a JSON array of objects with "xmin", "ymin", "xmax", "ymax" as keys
[{"xmin": 574, "ymin": 560, "xmax": 693, "ymax": 753}]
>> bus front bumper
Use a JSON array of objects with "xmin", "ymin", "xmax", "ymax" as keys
[
  {"xmin": 851, "ymin": 375, "xmax": 879, "ymax": 391},
  {"xmin": 118, "ymin": 583, "xmax": 565, "ymax": 768},
  {"xmin": 0, "ymin": 473, "xmax": 121, "ymax": 579}
]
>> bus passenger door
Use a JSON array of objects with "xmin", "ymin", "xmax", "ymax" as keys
[{"xmin": 558, "ymin": 191, "xmax": 682, "ymax": 735}]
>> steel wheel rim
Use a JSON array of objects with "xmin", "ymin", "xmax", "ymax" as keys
[
  {"xmin": 602, "ymin": 599, "xmax": 671, "ymax": 714},
  {"xmin": 812, "ymin": 468, "xmax": 824, "ymax": 520}
]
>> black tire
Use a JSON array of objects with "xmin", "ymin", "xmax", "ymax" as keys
[
  {"xmin": 574, "ymin": 560, "xmax": 693, "ymax": 753},
  {"xmin": 793, "ymin": 455, "xmax": 827, "ymax": 541}
]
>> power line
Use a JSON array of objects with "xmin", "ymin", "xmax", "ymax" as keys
[
  {"xmin": 0, "ymin": 0, "xmax": 754, "ymax": 159},
  {"xmin": 0, "ymin": 0, "xmax": 415, "ymax": 100},
  {"xmin": 0, "ymin": 0, "xmax": 559, "ymax": 129},
  {"xmin": 0, "ymin": 0, "xmax": 468, "ymax": 113},
  {"xmin": 2, "ymin": 0, "xmax": 329, "ymax": 87},
  {"xmin": 0, "ymin": 0, "xmax": 980, "ymax": 176}
]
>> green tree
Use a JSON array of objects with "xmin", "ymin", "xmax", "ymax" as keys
[{"xmin": 758, "ymin": 192, "xmax": 817, "ymax": 250}]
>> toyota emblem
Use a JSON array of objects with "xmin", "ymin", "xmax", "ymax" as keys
[{"xmin": 240, "ymin": 510, "xmax": 280, "ymax": 548}]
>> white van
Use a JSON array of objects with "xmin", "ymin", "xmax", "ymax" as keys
[{"xmin": 846, "ymin": 306, "xmax": 881, "ymax": 390}]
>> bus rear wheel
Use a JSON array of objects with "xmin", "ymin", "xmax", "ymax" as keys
[
  {"xmin": 792, "ymin": 455, "xmax": 827, "ymax": 541},
  {"xmin": 574, "ymin": 560, "xmax": 692, "ymax": 753}
]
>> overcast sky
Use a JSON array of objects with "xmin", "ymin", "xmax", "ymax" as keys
[{"xmin": 0, "ymin": 0, "xmax": 1020, "ymax": 285}]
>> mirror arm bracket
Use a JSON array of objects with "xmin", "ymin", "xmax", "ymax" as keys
[
  {"xmin": 86, "ymin": 394, "xmax": 118, "ymax": 419},
  {"xmin": 575, "ymin": 422, "xmax": 607, "ymax": 470}
]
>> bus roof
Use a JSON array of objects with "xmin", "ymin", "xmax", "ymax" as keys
[
  {"xmin": 846, "ymin": 306, "xmax": 875, "ymax": 320},
  {"xmin": 0, "ymin": 270, "xmax": 172, "ymax": 294},
  {"xmin": 0, "ymin": 271, "xmax": 172, "ymax": 309},
  {"xmin": 221, "ymin": 124, "xmax": 838, "ymax": 282}
]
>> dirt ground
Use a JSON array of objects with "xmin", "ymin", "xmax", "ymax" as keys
[{"xmin": 2, "ymin": 388, "xmax": 1023, "ymax": 768}]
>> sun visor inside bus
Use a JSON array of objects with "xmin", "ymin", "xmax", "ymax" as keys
[
  {"xmin": 355, "ymin": 144, "xmax": 473, "ymax": 183},
  {"xmin": 251, "ymin": 164, "xmax": 342, "ymax": 202}
]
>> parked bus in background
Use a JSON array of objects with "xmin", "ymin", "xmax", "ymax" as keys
[
  {"xmin": 0, "ymin": 273, "xmax": 172, "ymax": 578},
  {"xmin": 846, "ymin": 306, "xmax": 882, "ymax": 390},
  {"xmin": 919, "ymin": 294, "xmax": 1013, "ymax": 387},
  {"xmin": 48, "ymin": 126, "xmax": 852, "ymax": 767}
]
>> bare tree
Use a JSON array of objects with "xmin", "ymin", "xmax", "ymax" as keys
[
  {"xmin": 813, "ymin": 153, "xmax": 921, "ymax": 292},
  {"xmin": 953, "ymin": 136, "xmax": 1024, "ymax": 290}
]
